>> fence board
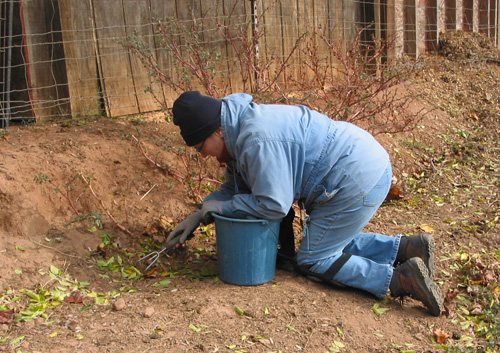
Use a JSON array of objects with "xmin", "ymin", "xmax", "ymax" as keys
[
  {"xmin": 149, "ymin": 1, "xmax": 179, "ymax": 107},
  {"xmin": 315, "ymin": 0, "xmax": 335, "ymax": 81},
  {"xmin": 20, "ymin": 0, "xmax": 69, "ymax": 118},
  {"xmin": 329, "ymin": 0, "xmax": 343, "ymax": 72},
  {"xmin": 174, "ymin": 0, "xmax": 208, "ymax": 94},
  {"xmin": 259, "ymin": 0, "xmax": 285, "ymax": 87},
  {"xmin": 58, "ymin": 0, "xmax": 100, "ymax": 117},
  {"xmin": 404, "ymin": 0, "xmax": 417, "ymax": 56},
  {"xmin": 425, "ymin": 0, "xmax": 439, "ymax": 52},
  {"xmin": 91, "ymin": 0, "xmax": 138, "ymax": 117},
  {"xmin": 221, "ymin": 0, "xmax": 249, "ymax": 93},
  {"xmin": 479, "ymin": 0, "xmax": 488, "ymax": 34},
  {"xmin": 463, "ymin": 0, "xmax": 474, "ymax": 31},
  {"xmin": 443, "ymin": 0, "xmax": 457, "ymax": 31},
  {"xmin": 296, "ymin": 0, "xmax": 316, "ymax": 82},
  {"xmin": 199, "ymin": 1, "xmax": 230, "ymax": 97},
  {"xmin": 491, "ymin": 0, "xmax": 497, "ymax": 39},
  {"xmin": 280, "ymin": 0, "xmax": 300, "ymax": 86},
  {"xmin": 343, "ymin": 0, "xmax": 358, "ymax": 50},
  {"xmin": 122, "ymin": 0, "xmax": 163, "ymax": 113}
]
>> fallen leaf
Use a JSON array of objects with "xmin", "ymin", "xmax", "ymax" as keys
[
  {"xmin": 64, "ymin": 291, "xmax": 85, "ymax": 304},
  {"xmin": 419, "ymin": 224, "xmax": 434, "ymax": 233},
  {"xmin": 0, "ymin": 309, "xmax": 14, "ymax": 323},
  {"xmin": 474, "ymin": 257, "xmax": 485, "ymax": 270},
  {"xmin": 152, "ymin": 279, "xmax": 171, "ymax": 288},
  {"xmin": 434, "ymin": 328, "xmax": 449, "ymax": 343},
  {"xmin": 10, "ymin": 336, "xmax": 25, "ymax": 346},
  {"xmin": 234, "ymin": 305, "xmax": 244, "ymax": 316},
  {"xmin": 371, "ymin": 303, "xmax": 390, "ymax": 315},
  {"xmin": 329, "ymin": 340, "xmax": 345, "ymax": 352},
  {"xmin": 445, "ymin": 288, "xmax": 460, "ymax": 301},
  {"xmin": 143, "ymin": 267, "xmax": 160, "ymax": 278},
  {"xmin": 385, "ymin": 186, "xmax": 403, "ymax": 201},
  {"xmin": 188, "ymin": 323, "xmax": 208, "ymax": 332}
]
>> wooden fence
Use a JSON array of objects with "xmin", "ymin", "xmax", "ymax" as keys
[{"xmin": 1, "ymin": 0, "xmax": 499, "ymax": 123}]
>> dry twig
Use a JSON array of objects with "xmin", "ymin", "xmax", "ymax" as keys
[{"xmin": 79, "ymin": 173, "xmax": 136, "ymax": 238}]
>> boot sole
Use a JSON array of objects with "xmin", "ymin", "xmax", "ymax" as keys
[
  {"xmin": 423, "ymin": 234, "xmax": 436, "ymax": 277},
  {"xmin": 411, "ymin": 258, "xmax": 443, "ymax": 316}
]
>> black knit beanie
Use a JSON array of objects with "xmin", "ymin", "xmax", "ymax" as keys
[{"xmin": 172, "ymin": 91, "xmax": 222, "ymax": 146}]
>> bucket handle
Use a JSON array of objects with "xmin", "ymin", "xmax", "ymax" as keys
[{"xmin": 262, "ymin": 220, "xmax": 279, "ymax": 241}]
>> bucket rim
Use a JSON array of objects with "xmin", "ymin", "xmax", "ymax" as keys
[{"xmin": 212, "ymin": 213, "xmax": 278, "ymax": 224}]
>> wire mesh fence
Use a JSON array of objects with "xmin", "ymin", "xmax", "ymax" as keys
[{"xmin": 1, "ymin": 0, "xmax": 499, "ymax": 127}]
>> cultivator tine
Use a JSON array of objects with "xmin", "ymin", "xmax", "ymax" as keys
[
  {"xmin": 138, "ymin": 248, "xmax": 166, "ymax": 272},
  {"xmin": 137, "ymin": 232, "xmax": 192, "ymax": 272}
]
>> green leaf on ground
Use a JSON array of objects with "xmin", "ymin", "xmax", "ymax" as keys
[
  {"xmin": 234, "ymin": 305, "xmax": 244, "ymax": 316},
  {"xmin": 153, "ymin": 279, "xmax": 171, "ymax": 288},
  {"xmin": 371, "ymin": 303, "xmax": 390, "ymax": 315}
]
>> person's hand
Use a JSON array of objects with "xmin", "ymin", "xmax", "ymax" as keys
[
  {"xmin": 166, "ymin": 210, "xmax": 202, "ymax": 244},
  {"xmin": 201, "ymin": 200, "xmax": 224, "ymax": 224}
]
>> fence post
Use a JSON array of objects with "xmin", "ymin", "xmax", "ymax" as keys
[
  {"xmin": 2, "ymin": 0, "xmax": 14, "ymax": 128},
  {"xmin": 497, "ymin": 0, "xmax": 500, "ymax": 46},
  {"xmin": 250, "ymin": 0, "xmax": 259, "ymax": 90}
]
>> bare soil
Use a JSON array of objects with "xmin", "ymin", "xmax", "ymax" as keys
[{"xmin": 0, "ymin": 31, "xmax": 499, "ymax": 353}]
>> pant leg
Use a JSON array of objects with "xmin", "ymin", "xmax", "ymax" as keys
[
  {"xmin": 343, "ymin": 233, "xmax": 402, "ymax": 264},
  {"xmin": 278, "ymin": 207, "xmax": 296, "ymax": 259},
  {"xmin": 296, "ymin": 165, "xmax": 396, "ymax": 299}
]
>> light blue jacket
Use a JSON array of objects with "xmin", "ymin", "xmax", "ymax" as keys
[{"xmin": 205, "ymin": 93, "xmax": 390, "ymax": 220}]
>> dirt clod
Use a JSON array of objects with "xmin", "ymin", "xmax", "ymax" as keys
[
  {"xmin": 143, "ymin": 306, "xmax": 155, "ymax": 318},
  {"xmin": 113, "ymin": 298, "xmax": 126, "ymax": 311}
]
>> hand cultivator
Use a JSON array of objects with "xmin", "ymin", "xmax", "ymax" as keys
[{"xmin": 137, "ymin": 232, "xmax": 193, "ymax": 272}]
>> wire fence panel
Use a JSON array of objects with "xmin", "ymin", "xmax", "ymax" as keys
[{"xmin": 0, "ymin": 0, "xmax": 499, "ymax": 125}]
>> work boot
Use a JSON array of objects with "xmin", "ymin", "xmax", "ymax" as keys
[
  {"xmin": 396, "ymin": 234, "xmax": 435, "ymax": 277},
  {"xmin": 390, "ymin": 257, "xmax": 443, "ymax": 316}
]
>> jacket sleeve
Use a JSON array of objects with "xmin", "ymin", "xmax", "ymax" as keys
[
  {"xmin": 203, "ymin": 161, "xmax": 251, "ymax": 202},
  {"xmin": 220, "ymin": 140, "xmax": 295, "ymax": 220}
]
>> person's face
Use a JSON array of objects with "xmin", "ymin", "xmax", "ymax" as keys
[{"xmin": 193, "ymin": 127, "xmax": 233, "ymax": 165}]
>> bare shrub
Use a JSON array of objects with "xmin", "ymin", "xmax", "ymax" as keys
[
  {"xmin": 288, "ymin": 25, "xmax": 432, "ymax": 135},
  {"xmin": 125, "ymin": 3, "xmax": 431, "ymax": 136}
]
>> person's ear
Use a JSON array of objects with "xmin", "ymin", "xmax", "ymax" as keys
[{"xmin": 216, "ymin": 127, "xmax": 224, "ymax": 138}]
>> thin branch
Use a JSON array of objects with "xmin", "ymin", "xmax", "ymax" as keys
[
  {"xmin": 29, "ymin": 238, "xmax": 81, "ymax": 259},
  {"xmin": 47, "ymin": 180, "xmax": 81, "ymax": 216},
  {"xmin": 79, "ymin": 173, "xmax": 136, "ymax": 238},
  {"xmin": 140, "ymin": 184, "xmax": 156, "ymax": 201}
]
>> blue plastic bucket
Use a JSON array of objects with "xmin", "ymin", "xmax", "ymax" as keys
[{"xmin": 213, "ymin": 214, "xmax": 281, "ymax": 286}]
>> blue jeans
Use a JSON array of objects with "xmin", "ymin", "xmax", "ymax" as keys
[{"xmin": 296, "ymin": 165, "xmax": 399, "ymax": 299}]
